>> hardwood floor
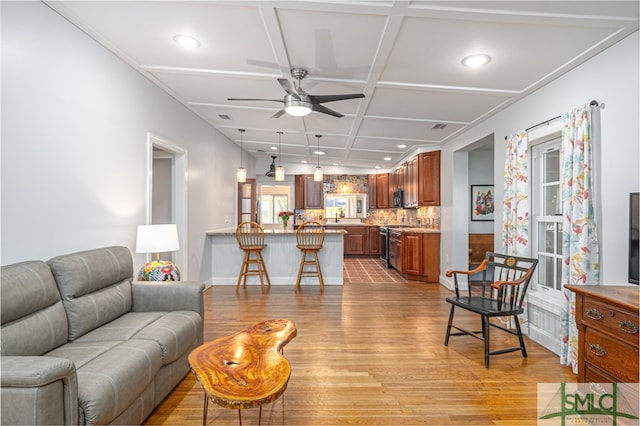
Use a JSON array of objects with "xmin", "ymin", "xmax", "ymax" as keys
[{"xmin": 144, "ymin": 260, "xmax": 575, "ymax": 425}]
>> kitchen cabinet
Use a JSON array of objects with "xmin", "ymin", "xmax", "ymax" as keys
[
  {"xmin": 344, "ymin": 226, "xmax": 366, "ymax": 255},
  {"xmin": 402, "ymin": 233, "xmax": 422, "ymax": 274},
  {"xmin": 389, "ymin": 231, "xmax": 440, "ymax": 282},
  {"xmin": 368, "ymin": 174, "xmax": 377, "ymax": 210},
  {"xmin": 418, "ymin": 151, "xmax": 441, "ymax": 206},
  {"xmin": 376, "ymin": 173, "xmax": 390, "ymax": 209},
  {"xmin": 367, "ymin": 226, "xmax": 380, "ymax": 254},
  {"xmin": 565, "ymin": 285, "xmax": 639, "ymax": 384},
  {"xmin": 295, "ymin": 175, "xmax": 324, "ymax": 209},
  {"xmin": 404, "ymin": 157, "xmax": 418, "ymax": 208}
]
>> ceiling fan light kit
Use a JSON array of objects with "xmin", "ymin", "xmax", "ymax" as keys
[{"xmin": 228, "ymin": 68, "xmax": 364, "ymax": 119}]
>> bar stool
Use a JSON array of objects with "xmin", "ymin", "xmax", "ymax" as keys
[
  {"xmin": 235, "ymin": 222, "xmax": 271, "ymax": 292},
  {"xmin": 295, "ymin": 221, "xmax": 325, "ymax": 291}
]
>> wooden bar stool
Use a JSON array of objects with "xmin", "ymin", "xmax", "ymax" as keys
[
  {"xmin": 295, "ymin": 221, "xmax": 325, "ymax": 291},
  {"xmin": 236, "ymin": 222, "xmax": 271, "ymax": 292}
]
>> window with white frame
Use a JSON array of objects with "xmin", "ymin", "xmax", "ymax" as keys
[{"xmin": 531, "ymin": 137, "xmax": 563, "ymax": 295}]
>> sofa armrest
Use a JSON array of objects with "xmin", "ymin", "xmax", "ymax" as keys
[
  {"xmin": 131, "ymin": 281, "xmax": 205, "ymax": 318},
  {"xmin": 1, "ymin": 356, "xmax": 78, "ymax": 425}
]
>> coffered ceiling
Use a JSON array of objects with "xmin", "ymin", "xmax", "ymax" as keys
[{"xmin": 46, "ymin": 1, "xmax": 638, "ymax": 170}]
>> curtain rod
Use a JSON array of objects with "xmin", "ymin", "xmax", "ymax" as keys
[{"xmin": 504, "ymin": 99, "xmax": 603, "ymax": 140}]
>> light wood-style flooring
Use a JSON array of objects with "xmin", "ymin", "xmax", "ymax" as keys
[{"xmin": 144, "ymin": 259, "xmax": 575, "ymax": 425}]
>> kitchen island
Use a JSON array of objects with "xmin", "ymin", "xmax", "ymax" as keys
[{"xmin": 206, "ymin": 228, "xmax": 346, "ymax": 286}]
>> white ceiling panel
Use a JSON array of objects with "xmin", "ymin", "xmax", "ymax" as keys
[{"xmin": 46, "ymin": 0, "xmax": 638, "ymax": 171}]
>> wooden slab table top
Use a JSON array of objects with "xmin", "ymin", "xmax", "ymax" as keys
[{"xmin": 188, "ymin": 319, "xmax": 297, "ymax": 424}]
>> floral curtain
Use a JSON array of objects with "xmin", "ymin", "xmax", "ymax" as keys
[
  {"xmin": 501, "ymin": 131, "xmax": 530, "ymax": 331},
  {"xmin": 559, "ymin": 104, "xmax": 600, "ymax": 373}
]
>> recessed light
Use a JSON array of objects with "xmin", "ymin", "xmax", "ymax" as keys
[
  {"xmin": 174, "ymin": 34, "xmax": 201, "ymax": 49},
  {"xmin": 397, "ymin": 144, "xmax": 407, "ymax": 149},
  {"xmin": 314, "ymin": 151, "xmax": 325, "ymax": 156},
  {"xmin": 384, "ymin": 157, "xmax": 392, "ymax": 161},
  {"xmin": 270, "ymin": 146, "xmax": 278, "ymax": 150},
  {"xmin": 462, "ymin": 54, "xmax": 491, "ymax": 68},
  {"xmin": 374, "ymin": 166, "xmax": 381, "ymax": 169},
  {"xmin": 301, "ymin": 160, "xmax": 308, "ymax": 164}
]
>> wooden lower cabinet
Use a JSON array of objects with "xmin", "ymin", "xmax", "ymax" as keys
[
  {"xmin": 334, "ymin": 226, "xmax": 379, "ymax": 257},
  {"xmin": 389, "ymin": 230, "xmax": 402, "ymax": 271},
  {"xmin": 565, "ymin": 285, "xmax": 639, "ymax": 384},
  {"xmin": 396, "ymin": 232, "xmax": 440, "ymax": 282}
]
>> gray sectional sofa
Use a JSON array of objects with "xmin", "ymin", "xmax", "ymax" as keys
[{"xmin": 0, "ymin": 246, "xmax": 205, "ymax": 425}]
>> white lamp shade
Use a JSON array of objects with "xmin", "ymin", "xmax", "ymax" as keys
[
  {"xmin": 136, "ymin": 224, "xmax": 180, "ymax": 254},
  {"xmin": 275, "ymin": 165, "xmax": 285, "ymax": 181},
  {"xmin": 313, "ymin": 166, "xmax": 323, "ymax": 182}
]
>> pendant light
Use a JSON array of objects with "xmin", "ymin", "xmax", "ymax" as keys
[
  {"xmin": 313, "ymin": 134, "xmax": 323, "ymax": 182},
  {"xmin": 236, "ymin": 129, "xmax": 246, "ymax": 183},
  {"xmin": 275, "ymin": 131, "xmax": 285, "ymax": 181}
]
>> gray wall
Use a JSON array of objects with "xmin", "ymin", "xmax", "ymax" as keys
[{"xmin": 1, "ymin": 1, "xmax": 255, "ymax": 281}]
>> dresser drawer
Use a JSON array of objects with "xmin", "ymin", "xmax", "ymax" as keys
[
  {"xmin": 582, "ymin": 298, "xmax": 640, "ymax": 346},
  {"xmin": 584, "ymin": 328, "xmax": 639, "ymax": 383}
]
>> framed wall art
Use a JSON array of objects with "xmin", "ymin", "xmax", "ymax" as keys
[{"xmin": 471, "ymin": 185, "xmax": 495, "ymax": 221}]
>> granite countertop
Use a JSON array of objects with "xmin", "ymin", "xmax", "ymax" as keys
[
  {"xmin": 206, "ymin": 227, "xmax": 348, "ymax": 236},
  {"xmin": 387, "ymin": 227, "xmax": 440, "ymax": 234}
]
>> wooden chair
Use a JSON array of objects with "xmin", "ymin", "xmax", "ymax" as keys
[
  {"xmin": 235, "ymin": 222, "xmax": 271, "ymax": 292},
  {"xmin": 444, "ymin": 252, "xmax": 538, "ymax": 368},
  {"xmin": 295, "ymin": 221, "xmax": 325, "ymax": 291}
]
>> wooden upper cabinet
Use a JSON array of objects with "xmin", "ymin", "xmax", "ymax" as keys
[
  {"xmin": 376, "ymin": 173, "xmax": 390, "ymax": 209},
  {"xmin": 368, "ymin": 174, "xmax": 377, "ymax": 210},
  {"xmin": 404, "ymin": 157, "xmax": 418, "ymax": 208},
  {"xmin": 294, "ymin": 175, "xmax": 324, "ymax": 209},
  {"xmin": 304, "ymin": 175, "xmax": 323, "ymax": 208},
  {"xmin": 418, "ymin": 151, "xmax": 441, "ymax": 206}
]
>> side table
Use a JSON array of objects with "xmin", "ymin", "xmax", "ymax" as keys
[{"xmin": 188, "ymin": 319, "xmax": 297, "ymax": 425}]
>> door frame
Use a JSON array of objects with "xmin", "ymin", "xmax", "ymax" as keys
[{"xmin": 145, "ymin": 132, "xmax": 188, "ymax": 278}]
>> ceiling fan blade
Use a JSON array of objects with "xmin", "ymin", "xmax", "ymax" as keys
[
  {"xmin": 272, "ymin": 109, "xmax": 287, "ymax": 118},
  {"xmin": 309, "ymin": 93, "xmax": 365, "ymax": 104},
  {"xmin": 227, "ymin": 98, "xmax": 283, "ymax": 103},
  {"xmin": 312, "ymin": 104, "xmax": 343, "ymax": 118},
  {"xmin": 277, "ymin": 78, "xmax": 300, "ymax": 98}
]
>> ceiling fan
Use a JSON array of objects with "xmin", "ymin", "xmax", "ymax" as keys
[
  {"xmin": 228, "ymin": 68, "xmax": 365, "ymax": 118},
  {"xmin": 265, "ymin": 156, "xmax": 277, "ymax": 177}
]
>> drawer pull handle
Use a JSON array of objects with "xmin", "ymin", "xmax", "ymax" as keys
[
  {"xmin": 619, "ymin": 320, "xmax": 639, "ymax": 334},
  {"xmin": 586, "ymin": 308, "xmax": 604, "ymax": 320},
  {"xmin": 588, "ymin": 344, "xmax": 607, "ymax": 357}
]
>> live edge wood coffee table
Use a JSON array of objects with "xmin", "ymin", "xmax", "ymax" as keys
[{"xmin": 188, "ymin": 319, "xmax": 297, "ymax": 425}]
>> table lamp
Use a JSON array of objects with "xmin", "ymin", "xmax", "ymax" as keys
[{"xmin": 135, "ymin": 224, "xmax": 181, "ymax": 281}]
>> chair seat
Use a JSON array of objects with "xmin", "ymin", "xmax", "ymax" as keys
[{"xmin": 446, "ymin": 296, "xmax": 524, "ymax": 317}]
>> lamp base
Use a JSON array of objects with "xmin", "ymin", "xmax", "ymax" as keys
[{"xmin": 137, "ymin": 260, "xmax": 180, "ymax": 282}]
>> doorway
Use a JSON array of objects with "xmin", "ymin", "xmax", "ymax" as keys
[{"xmin": 146, "ymin": 132, "xmax": 188, "ymax": 278}]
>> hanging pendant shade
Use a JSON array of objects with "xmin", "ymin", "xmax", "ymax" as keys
[
  {"xmin": 275, "ymin": 131, "xmax": 285, "ymax": 181},
  {"xmin": 313, "ymin": 134, "xmax": 323, "ymax": 182},
  {"xmin": 237, "ymin": 129, "xmax": 246, "ymax": 183}
]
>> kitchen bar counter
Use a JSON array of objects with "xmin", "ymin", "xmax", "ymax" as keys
[{"xmin": 206, "ymin": 228, "xmax": 345, "ymax": 286}]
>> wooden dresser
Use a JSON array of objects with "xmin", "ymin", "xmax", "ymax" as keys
[{"xmin": 566, "ymin": 285, "xmax": 639, "ymax": 383}]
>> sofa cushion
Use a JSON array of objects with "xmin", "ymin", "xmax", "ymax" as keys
[
  {"xmin": 72, "ymin": 311, "xmax": 202, "ymax": 365},
  {"xmin": 48, "ymin": 339, "xmax": 162, "ymax": 426},
  {"xmin": 48, "ymin": 246, "xmax": 133, "ymax": 340},
  {"xmin": 131, "ymin": 311, "xmax": 202, "ymax": 365},
  {"xmin": 1, "ymin": 261, "xmax": 68, "ymax": 355}
]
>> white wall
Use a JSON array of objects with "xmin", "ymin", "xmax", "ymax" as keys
[
  {"xmin": 441, "ymin": 31, "xmax": 640, "ymax": 285},
  {"xmin": 0, "ymin": 1, "xmax": 255, "ymax": 281}
]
